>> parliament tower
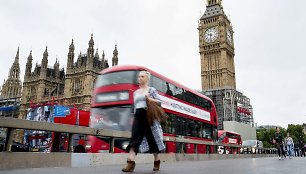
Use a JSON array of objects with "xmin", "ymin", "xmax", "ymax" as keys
[{"xmin": 199, "ymin": 0, "xmax": 236, "ymax": 91}]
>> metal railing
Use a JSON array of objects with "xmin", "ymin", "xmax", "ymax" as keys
[{"xmin": 0, "ymin": 117, "xmax": 277, "ymax": 154}]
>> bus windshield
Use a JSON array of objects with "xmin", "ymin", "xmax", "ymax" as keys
[
  {"xmin": 95, "ymin": 70, "xmax": 137, "ymax": 88},
  {"xmin": 90, "ymin": 105, "xmax": 133, "ymax": 131},
  {"xmin": 242, "ymin": 140, "xmax": 257, "ymax": 146},
  {"xmin": 218, "ymin": 132, "xmax": 226, "ymax": 142}
]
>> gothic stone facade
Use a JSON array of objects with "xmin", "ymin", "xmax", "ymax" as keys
[
  {"xmin": 0, "ymin": 48, "xmax": 22, "ymax": 118},
  {"xmin": 19, "ymin": 47, "xmax": 65, "ymax": 119},
  {"xmin": 19, "ymin": 34, "xmax": 118, "ymax": 119},
  {"xmin": 63, "ymin": 34, "xmax": 118, "ymax": 110}
]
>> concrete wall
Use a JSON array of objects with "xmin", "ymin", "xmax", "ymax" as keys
[
  {"xmin": 223, "ymin": 121, "xmax": 256, "ymax": 141},
  {"xmin": 0, "ymin": 152, "xmax": 277, "ymax": 170},
  {"xmin": 0, "ymin": 152, "xmax": 71, "ymax": 170}
]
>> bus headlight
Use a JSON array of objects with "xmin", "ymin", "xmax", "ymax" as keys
[
  {"xmin": 252, "ymin": 147, "xmax": 256, "ymax": 153},
  {"xmin": 85, "ymin": 145, "xmax": 91, "ymax": 150},
  {"xmin": 121, "ymin": 141, "xmax": 129, "ymax": 150},
  {"xmin": 96, "ymin": 91, "xmax": 129, "ymax": 103}
]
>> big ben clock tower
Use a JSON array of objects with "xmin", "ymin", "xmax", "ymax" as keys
[{"xmin": 199, "ymin": 0, "xmax": 236, "ymax": 91}]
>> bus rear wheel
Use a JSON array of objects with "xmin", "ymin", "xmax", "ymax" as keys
[{"xmin": 74, "ymin": 145, "xmax": 86, "ymax": 153}]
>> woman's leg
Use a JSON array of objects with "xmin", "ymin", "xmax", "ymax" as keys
[
  {"xmin": 126, "ymin": 109, "xmax": 147, "ymax": 155},
  {"xmin": 128, "ymin": 147, "xmax": 136, "ymax": 161},
  {"xmin": 287, "ymin": 145, "xmax": 290, "ymax": 157},
  {"xmin": 153, "ymin": 153, "xmax": 161, "ymax": 171},
  {"xmin": 143, "ymin": 121, "xmax": 161, "ymax": 171},
  {"xmin": 286, "ymin": 145, "xmax": 289, "ymax": 156},
  {"xmin": 277, "ymin": 144, "xmax": 281, "ymax": 157},
  {"xmin": 280, "ymin": 144, "xmax": 286, "ymax": 157},
  {"xmin": 153, "ymin": 153, "xmax": 159, "ymax": 161},
  {"xmin": 122, "ymin": 109, "xmax": 147, "ymax": 172},
  {"xmin": 122, "ymin": 146, "xmax": 137, "ymax": 172}
]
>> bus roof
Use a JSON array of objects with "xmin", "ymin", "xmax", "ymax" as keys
[
  {"xmin": 218, "ymin": 130, "xmax": 240, "ymax": 136},
  {"xmin": 100, "ymin": 65, "xmax": 213, "ymax": 103}
]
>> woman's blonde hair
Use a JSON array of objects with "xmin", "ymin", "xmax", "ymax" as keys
[{"xmin": 139, "ymin": 70, "xmax": 151, "ymax": 81}]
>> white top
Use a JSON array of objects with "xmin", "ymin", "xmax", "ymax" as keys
[
  {"xmin": 133, "ymin": 87, "xmax": 161, "ymax": 113},
  {"xmin": 133, "ymin": 88, "xmax": 149, "ymax": 110}
]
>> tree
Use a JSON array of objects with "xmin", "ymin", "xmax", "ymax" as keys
[
  {"xmin": 256, "ymin": 127, "xmax": 286, "ymax": 148},
  {"xmin": 287, "ymin": 124, "xmax": 305, "ymax": 146},
  {"xmin": 257, "ymin": 124, "xmax": 306, "ymax": 148}
]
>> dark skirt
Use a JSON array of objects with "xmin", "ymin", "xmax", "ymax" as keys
[{"xmin": 126, "ymin": 108, "xmax": 159, "ymax": 154}]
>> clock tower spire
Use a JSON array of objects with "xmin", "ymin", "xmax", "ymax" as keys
[
  {"xmin": 199, "ymin": 0, "xmax": 236, "ymax": 90},
  {"xmin": 207, "ymin": 0, "xmax": 222, "ymax": 6}
]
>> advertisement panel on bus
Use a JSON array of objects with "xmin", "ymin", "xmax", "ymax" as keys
[
  {"xmin": 24, "ymin": 106, "xmax": 53, "ymax": 152},
  {"xmin": 23, "ymin": 105, "xmax": 90, "ymax": 153}
]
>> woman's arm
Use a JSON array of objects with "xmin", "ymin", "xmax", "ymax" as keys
[{"xmin": 147, "ymin": 87, "xmax": 161, "ymax": 105}]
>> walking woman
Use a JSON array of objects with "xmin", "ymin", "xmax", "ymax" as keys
[
  {"xmin": 122, "ymin": 70, "xmax": 165, "ymax": 172},
  {"xmin": 286, "ymin": 133, "xmax": 294, "ymax": 159}
]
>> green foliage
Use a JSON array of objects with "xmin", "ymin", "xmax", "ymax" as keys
[
  {"xmin": 256, "ymin": 125, "xmax": 305, "ymax": 148},
  {"xmin": 256, "ymin": 128, "xmax": 276, "ymax": 148},
  {"xmin": 287, "ymin": 124, "xmax": 304, "ymax": 143}
]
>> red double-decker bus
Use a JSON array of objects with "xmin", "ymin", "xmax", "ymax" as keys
[
  {"xmin": 52, "ymin": 108, "xmax": 90, "ymax": 153},
  {"xmin": 24, "ymin": 105, "xmax": 90, "ymax": 153},
  {"xmin": 217, "ymin": 130, "xmax": 242, "ymax": 154},
  {"xmin": 87, "ymin": 65, "xmax": 218, "ymax": 153}
]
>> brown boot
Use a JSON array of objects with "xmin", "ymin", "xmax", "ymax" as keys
[
  {"xmin": 153, "ymin": 160, "xmax": 160, "ymax": 171},
  {"xmin": 122, "ymin": 160, "xmax": 136, "ymax": 172}
]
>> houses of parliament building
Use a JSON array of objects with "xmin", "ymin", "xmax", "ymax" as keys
[{"xmin": 0, "ymin": 34, "xmax": 119, "ymax": 120}]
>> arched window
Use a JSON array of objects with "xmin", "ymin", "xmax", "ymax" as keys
[
  {"xmin": 44, "ymin": 88, "xmax": 49, "ymax": 97},
  {"xmin": 9, "ymin": 88, "xmax": 12, "ymax": 98},
  {"xmin": 73, "ymin": 78, "xmax": 81, "ymax": 93},
  {"xmin": 30, "ymin": 86, "xmax": 36, "ymax": 99},
  {"xmin": 13, "ymin": 88, "xmax": 16, "ymax": 97}
]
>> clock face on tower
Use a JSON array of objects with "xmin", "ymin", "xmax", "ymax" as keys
[
  {"xmin": 227, "ymin": 28, "xmax": 232, "ymax": 44},
  {"xmin": 204, "ymin": 27, "xmax": 218, "ymax": 43}
]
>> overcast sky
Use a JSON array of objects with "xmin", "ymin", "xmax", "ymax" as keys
[{"xmin": 1, "ymin": 0, "xmax": 306, "ymax": 128}]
